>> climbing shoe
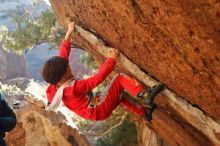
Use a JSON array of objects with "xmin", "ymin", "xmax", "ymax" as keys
[
  {"xmin": 144, "ymin": 104, "xmax": 157, "ymax": 121},
  {"xmin": 138, "ymin": 83, "xmax": 165, "ymax": 107}
]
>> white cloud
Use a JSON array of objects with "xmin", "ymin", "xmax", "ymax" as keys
[{"xmin": 42, "ymin": 0, "xmax": 51, "ymax": 6}]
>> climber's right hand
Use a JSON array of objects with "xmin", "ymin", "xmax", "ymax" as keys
[{"xmin": 109, "ymin": 48, "xmax": 119, "ymax": 59}]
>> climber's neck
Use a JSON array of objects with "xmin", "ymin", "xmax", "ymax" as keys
[{"xmin": 56, "ymin": 67, "xmax": 73, "ymax": 88}]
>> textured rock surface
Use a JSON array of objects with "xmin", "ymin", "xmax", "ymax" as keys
[
  {"xmin": 136, "ymin": 120, "xmax": 165, "ymax": 146},
  {"xmin": 49, "ymin": 0, "xmax": 220, "ymax": 145},
  {"xmin": 6, "ymin": 97, "xmax": 89, "ymax": 146},
  {"xmin": 67, "ymin": 23, "xmax": 219, "ymax": 145},
  {"xmin": 50, "ymin": 0, "xmax": 220, "ymax": 119}
]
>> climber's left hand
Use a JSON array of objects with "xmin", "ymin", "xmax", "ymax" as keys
[
  {"xmin": 65, "ymin": 21, "xmax": 75, "ymax": 40},
  {"xmin": 67, "ymin": 22, "xmax": 75, "ymax": 34}
]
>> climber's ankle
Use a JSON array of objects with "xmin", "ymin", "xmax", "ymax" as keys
[{"xmin": 138, "ymin": 84, "xmax": 165, "ymax": 106}]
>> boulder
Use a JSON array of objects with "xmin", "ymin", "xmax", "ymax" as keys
[
  {"xmin": 6, "ymin": 96, "xmax": 89, "ymax": 146},
  {"xmin": 49, "ymin": 1, "xmax": 220, "ymax": 145}
]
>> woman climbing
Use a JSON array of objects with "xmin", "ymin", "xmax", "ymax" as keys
[{"xmin": 41, "ymin": 21, "xmax": 164, "ymax": 121}]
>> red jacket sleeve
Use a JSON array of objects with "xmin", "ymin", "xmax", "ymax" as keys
[
  {"xmin": 59, "ymin": 39, "xmax": 71, "ymax": 60},
  {"xmin": 73, "ymin": 58, "xmax": 116, "ymax": 96},
  {"xmin": 121, "ymin": 99, "xmax": 145, "ymax": 116}
]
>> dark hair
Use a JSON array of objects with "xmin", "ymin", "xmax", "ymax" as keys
[{"xmin": 41, "ymin": 56, "xmax": 68, "ymax": 84}]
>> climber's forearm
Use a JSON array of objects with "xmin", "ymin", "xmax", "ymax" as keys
[
  {"xmin": 64, "ymin": 30, "xmax": 73, "ymax": 40},
  {"xmin": 59, "ymin": 21, "xmax": 75, "ymax": 59},
  {"xmin": 65, "ymin": 22, "xmax": 75, "ymax": 40}
]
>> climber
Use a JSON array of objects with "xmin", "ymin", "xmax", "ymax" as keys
[
  {"xmin": 0, "ymin": 93, "xmax": 17, "ymax": 146},
  {"xmin": 41, "ymin": 21, "xmax": 165, "ymax": 121}
]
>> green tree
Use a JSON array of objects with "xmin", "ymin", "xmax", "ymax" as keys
[
  {"xmin": 97, "ymin": 119, "xmax": 138, "ymax": 146},
  {"xmin": 80, "ymin": 53, "xmax": 98, "ymax": 69},
  {"xmin": 0, "ymin": 8, "xmax": 65, "ymax": 54}
]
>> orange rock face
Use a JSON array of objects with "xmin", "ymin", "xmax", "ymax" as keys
[
  {"xmin": 49, "ymin": 0, "xmax": 220, "ymax": 145},
  {"xmin": 50, "ymin": 0, "xmax": 220, "ymax": 120}
]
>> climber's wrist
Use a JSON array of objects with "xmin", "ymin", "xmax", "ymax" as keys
[
  {"xmin": 65, "ymin": 22, "xmax": 75, "ymax": 40},
  {"xmin": 65, "ymin": 31, "xmax": 73, "ymax": 40}
]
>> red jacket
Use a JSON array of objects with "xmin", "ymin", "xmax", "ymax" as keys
[{"xmin": 46, "ymin": 39, "xmax": 144, "ymax": 120}]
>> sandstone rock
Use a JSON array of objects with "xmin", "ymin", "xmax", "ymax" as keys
[
  {"xmin": 50, "ymin": 0, "xmax": 220, "ymax": 120},
  {"xmin": 6, "ymin": 97, "xmax": 89, "ymax": 146},
  {"xmin": 136, "ymin": 121, "xmax": 165, "ymax": 146},
  {"xmin": 48, "ymin": 1, "xmax": 220, "ymax": 145}
]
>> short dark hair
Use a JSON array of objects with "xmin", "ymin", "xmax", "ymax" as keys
[{"xmin": 41, "ymin": 56, "xmax": 68, "ymax": 84}]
